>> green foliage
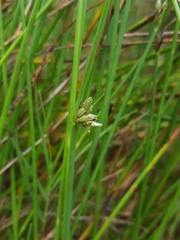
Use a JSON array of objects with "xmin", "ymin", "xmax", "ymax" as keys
[{"xmin": 0, "ymin": 0, "xmax": 180, "ymax": 239}]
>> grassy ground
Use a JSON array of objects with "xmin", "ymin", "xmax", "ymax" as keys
[{"xmin": 0, "ymin": 0, "xmax": 180, "ymax": 239}]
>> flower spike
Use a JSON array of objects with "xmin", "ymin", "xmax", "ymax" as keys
[{"xmin": 75, "ymin": 97, "xmax": 102, "ymax": 129}]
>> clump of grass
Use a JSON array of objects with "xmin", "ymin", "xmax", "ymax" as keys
[{"xmin": 0, "ymin": 1, "xmax": 180, "ymax": 240}]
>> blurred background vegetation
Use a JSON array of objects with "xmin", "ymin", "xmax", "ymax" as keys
[{"xmin": 0, "ymin": 0, "xmax": 180, "ymax": 239}]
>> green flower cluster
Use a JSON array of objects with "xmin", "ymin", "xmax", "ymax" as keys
[{"xmin": 75, "ymin": 97, "xmax": 102, "ymax": 128}]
